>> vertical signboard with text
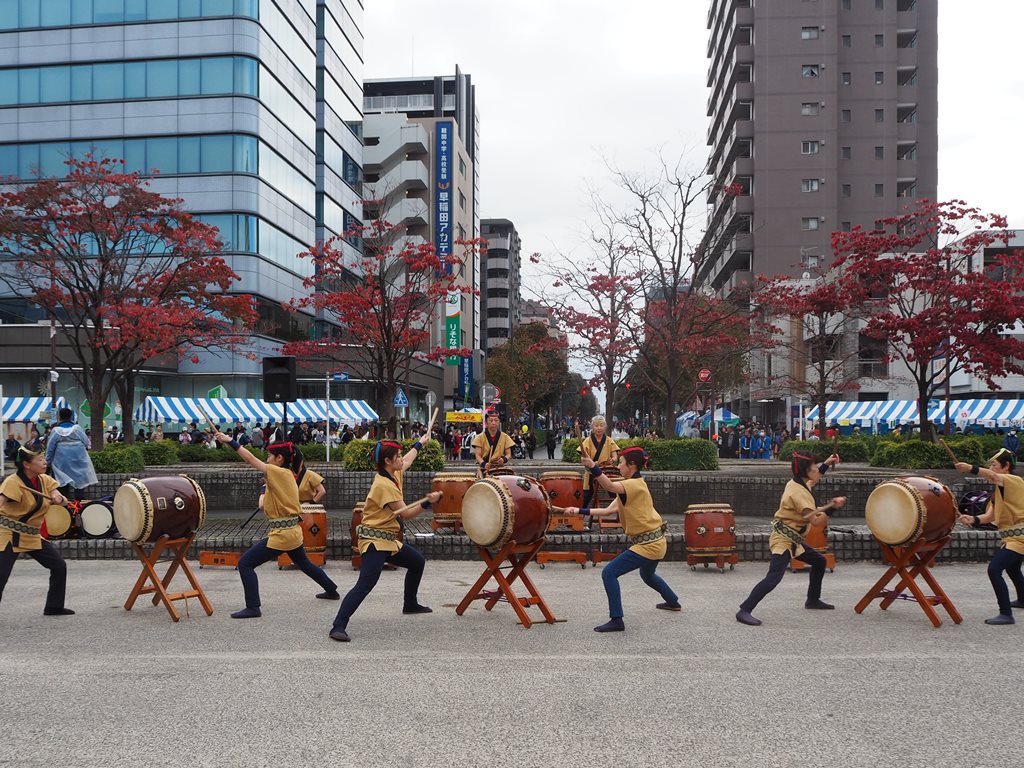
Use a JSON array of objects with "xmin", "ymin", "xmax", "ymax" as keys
[{"xmin": 437, "ymin": 120, "xmax": 459, "ymax": 365}]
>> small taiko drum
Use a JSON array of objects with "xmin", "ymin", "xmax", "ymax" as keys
[
  {"xmin": 684, "ymin": 504, "xmax": 737, "ymax": 553},
  {"xmin": 432, "ymin": 473, "xmax": 477, "ymax": 521},
  {"xmin": 79, "ymin": 500, "xmax": 116, "ymax": 538},
  {"xmin": 539, "ymin": 472, "xmax": 584, "ymax": 505},
  {"xmin": 42, "ymin": 504, "xmax": 76, "ymax": 540},
  {"xmin": 298, "ymin": 503, "xmax": 327, "ymax": 550},
  {"xmin": 865, "ymin": 475, "xmax": 957, "ymax": 546},
  {"xmin": 113, "ymin": 475, "xmax": 207, "ymax": 544},
  {"xmin": 462, "ymin": 475, "xmax": 550, "ymax": 549}
]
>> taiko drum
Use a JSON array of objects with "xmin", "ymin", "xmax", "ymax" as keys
[
  {"xmin": 684, "ymin": 503, "xmax": 737, "ymax": 553},
  {"xmin": 298, "ymin": 503, "xmax": 328, "ymax": 550},
  {"xmin": 865, "ymin": 475, "xmax": 957, "ymax": 546},
  {"xmin": 539, "ymin": 472, "xmax": 584, "ymax": 506},
  {"xmin": 113, "ymin": 475, "xmax": 207, "ymax": 544},
  {"xmin": 431, "ymin": 473, "xmax": 477, "ymax": 521},
  {"xmin": 461, "ymin": 475, "xmax": 550, "ymax": 549}
]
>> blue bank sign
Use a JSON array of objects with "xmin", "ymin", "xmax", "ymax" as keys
[{"xmin": 435, "ymin": 120, "xmax": 454, "ymax": 274}]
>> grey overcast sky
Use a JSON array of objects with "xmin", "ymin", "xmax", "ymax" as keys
[{"xmin": 363, "ymin": 1, "xmax": 1024, "ymax": 269}]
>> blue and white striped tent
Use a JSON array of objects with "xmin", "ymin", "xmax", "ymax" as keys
[
  {"xmin": 929, "ymin": 398, "xmax": 1024, "ymax": 425},
  {"xmin": 1, "ymin": 396, "xmax": 67, "ymax": 422},
  {"xmin": 804, "ymin": 401, "xmax": 883, "ymax": 424},
  {"xmin": 874, "ymin": 400, "xmax": 920, "ymax": 424},
  {"xmin": 134, "ymin": 397, "xmax": 378, "ymax": 426}
]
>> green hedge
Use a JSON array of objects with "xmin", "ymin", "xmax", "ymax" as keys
[
  {"xmin": 868, "ymin": 437, "xmax": 984, "ymax": 469},
  {"xmin": 560, "ymin": 437, "xmax": 719, "ymax": 471},
  {"xmin": 177, "ymin": 444, "xmax": 268, "ymax": 463},
  {"xmin": 778, "ymin": 439, "xmax": 871, "ymax": 464},
  {"xmin": 343, "ymin": 439, "xmax": 445, "ymax": 472},
  {"xmin": 137, "ymin": 439, "xmax": 179, "ymax": 466},
  {"xmin": 89, "ymin": 445, "xmax": 145, "ymax": 473}
]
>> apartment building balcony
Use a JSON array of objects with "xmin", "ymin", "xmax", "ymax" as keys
[
  {"xmin": 898, "ymin": 47, "xmax": 918, "ymax": 68},
  {"xmin": 485, "ymin": 234, "xmax": 511, "ymax": 250},
  {"xmin": 486, "ymin": 296, "xmax": 510, "ymax": 310},
  {"xmin": 366, "ymin": 160, "xmax": 428, "ymax": 196},
  {"xmin": 381, "ymin": 197, "xmax": 428, "ymax": 230},
  {"xmin": 362, "ymin": 123, "xmax": 429, "ymax": 171}
]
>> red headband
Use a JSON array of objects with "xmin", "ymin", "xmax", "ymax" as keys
[
  {"xmin": 791, "ymin": 451, "xmax": 815, "ymax": 476},
  {"xmin": 267, "ymin": 441, "xmax": 294, "ymax": 452},
  {"xmin": 379, "ymin": 441, "xmax": 402, "ymax": 450}
]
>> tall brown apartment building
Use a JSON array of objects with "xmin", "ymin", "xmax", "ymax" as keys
[{"xmin": 697, "ymin": 0, "xmax": 937, "ymax": 294}]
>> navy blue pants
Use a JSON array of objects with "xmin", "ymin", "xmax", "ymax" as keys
[
  {"xmin": 601, "ymin": 549, "xmax": 678, "ymax": 619},
  {"xmin": 0, "ymin": 540, "xmax": 67, "ymax": 611},
  {"xmin": 237, "ymin": 538, "xmax": 337, "ymax": 609},
  {"xmin": 988, "ymin": 546, "xmax": 1024, "ymax": 615},
  {"xmin": 740, "ymin": 547, "xmax": 827, "ymax": 612},
  {"xmin": 332, "ymin": 543, "xmax": 425, "ymax": 630}
]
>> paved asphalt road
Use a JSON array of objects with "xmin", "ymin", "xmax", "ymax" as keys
[{"xmin": 1, "ymin": 560, "xmax": 1020, "ymax": 768}]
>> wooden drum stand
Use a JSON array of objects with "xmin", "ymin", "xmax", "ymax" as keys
[
  {"xmin": 124, "ymin": 532, "xmax": 213, "ymax": 623},
  {"xmin": 456, "ymin": 538, "xmax": 559, "ymax": 628},
  {"xmin": 854, "ymin": 535, "xmax": 962, "ymax": 628}
]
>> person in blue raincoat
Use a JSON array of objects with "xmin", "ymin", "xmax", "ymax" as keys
[{"xmin": 44, "ymin": 408, "xmax": 98, "ymax": 501}]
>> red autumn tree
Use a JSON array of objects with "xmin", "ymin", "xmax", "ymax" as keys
[
  {"xmin": 484, "ymin": 320, "xmax": 568, "ymax": 425},
  {"xmin": 753, "ymin": 264, "xmax": 869, "ymax": 438},
  {"xmin": 529, "ymin": 193, "xmax": 641, "ymax": 421},
  {"xmin": 831, "ymin": 199, "xmax": 1024, "ymax": 441},
  {"xmin": 283, "ymin": 218, "xmax": 476, "ymax": 437},
  {"xmin": 0, "ymin": 157, "xmax": 257, "ymax": 446}
]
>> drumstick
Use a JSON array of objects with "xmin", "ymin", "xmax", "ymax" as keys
[
  {"xmin": 195, "ymin": 403, "xmax": 219, "ymax": 433},
  {"xmin": 938, "ymin": 438, "xmax": 959, "ymax": 466}
]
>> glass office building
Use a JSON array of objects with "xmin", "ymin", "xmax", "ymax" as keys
[{"xmin": 0, "ymin": 0, "xmax": 364, "ymax": 401}]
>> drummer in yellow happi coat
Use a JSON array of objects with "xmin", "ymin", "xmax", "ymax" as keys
[
  {"xmin": 736, "ymin": 451, "xmax": 845, "ymax": 626},
  {"xmin": 0, "ymin": 446, "xmax": 74, "ymax": 616},
  {"xmin": 956, "ymin": 448, "xmax": 1024, "ymax": 625},
  {"xmin": 565, "ymin": 446, "xmax": 680, "ymax": 633},
  {"xmin": 579, "ymin": 415, "xmax": 619, "ymax": 511}
]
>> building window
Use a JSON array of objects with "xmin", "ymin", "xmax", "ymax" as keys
[
  {"xmin": 801, "ymin": 179, "xmax": 820, "ymax": 193},
  {"xmin": 841, "ymin": 184, "xmax": 852, "ymax": 197},
  {"xmin": 802, "ymin": 64, "xmax": 820, "ymax": 78},
  {"xmin": 841, "ymin": 146, "xmax": 852, "ymax": 160},
  {"xmin": 842, "ymin": 0, "xmax": 851, "ymax": 9},
  {"xmin": 801, "ymin": 27, "xmax": 820, "ymax": 40},
  {"xmin": 875, "ymin": 71, "xmax": 885, "ymax": 84},
  {"xmin": 841, "ymin": 109, "xmax": 851, "ymax": 123},
  {"xmin": 875, "ymin": 0, "xmax": 884, "ymax": 8},
  {"xmin": 875, "ymin": 108, "xmax": 885, "ymax": 122},
  {"xmin": 801, "ymin": 102, "xmax": 820, "ymax": 116},
  {"xmin": 874, "ymin": 183, "xmax": 884, "ymax": 197},
  {"xmin": 458, "ymin": 156, "xmax": 466, "ymax": 176},
  {"xmin": 897, "ymin": 143, "xmax": 917, "ymax": 160},
  {"xmin": 801, "ymin": 217, "xmax": 821, "ymax": 231},
  {"xmin": 458, "ymin": 190, "xmax": 466, "ymax": 210},
  {"xmin": 875, "ymin": 34, "xmax": 884, "ymax": 46},
  {"xmin": 841, "ymin": 221, "xmax": 852, "ymax": 231},
  {"xmin": 842, "ymin": 35, "xmax": 852, "ymax": 48},
  {"xmin": 842, "ymin": 72, "xmax": 852, "ymax": 85},
  {"xmin": 875, "ymin": 145, "xmax": 884, "ymax": 159},
  {"xmin": 801, "ymin": 140, "xmax": 820, "ymax": 154}
]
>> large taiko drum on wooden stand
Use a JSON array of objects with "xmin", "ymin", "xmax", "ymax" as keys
[
  {"xmin": 539, "ymin": 472, "xmax": 584, "ymax": 505},
  {"xmin": 432, "ymin": 472, "xmax": 477, "ymax": 523},
  {"xmin": 461, "ymin": 475, "xmax": 550, "ymax": 549},
  {"xmin": 113, "ymin": 476, "xmax": 207, "ymax": 544},
  {"xmin": 865, "ymin": 476, "xmax": 957, "ymax": 547}
]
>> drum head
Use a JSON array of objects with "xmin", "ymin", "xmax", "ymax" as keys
[
  {"xmin": 865, "ymin": 481, "xmax": 921, "ymax": 545},
  {"xmin": 80, "ymin": 502, "xmax": 114, "ymax": 537},
  {"xmin": 461, "ymin": 479, "xmax": 508, "ymax": 547},
  {"xmin": 113, "ymin": 482, "xmax": 147, "ymax": 542},
  {"xmin": 43, "ymin": 505, "xmax": 71, "ymax": 536}
]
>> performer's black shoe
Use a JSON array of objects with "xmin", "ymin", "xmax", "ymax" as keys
[
  {"xmin": 1010, "ymin": 599, "xmax": 1024, "ymax": 609},
  {"xmin": 403, "ymin": 604, "xmax": 433, "ymax": 614},
  {"xmin": 329, "ymin": 628, "xmax": 351, "ymax": 642},
  {"xmin": 316, "ymin": 591, "xmax": 341, "ymax": 600},
  {"xmin": 230, "ymin": 607, "xmax": 262, "ymax": 619},
  {"xmin": 804, "ymin": 599, "xmax": 835, "ymax": 610},
  {"xmin": 736, "ymin": 610, "xmax": 762, "ymax": 626},
  {"xmin": 984, "ymin": 613, "xmax": 1015, "ymax": 625},
  {"xmin": 43, "ymin": 607, "xmax": 74, "ymax": 616},
  {"xmin": 594, "ymin": 617, "xmax": 625, "ymax": 632},
  {"xmin": 656, "ymin": 602, "xmax": 682, "ymax": 612}
]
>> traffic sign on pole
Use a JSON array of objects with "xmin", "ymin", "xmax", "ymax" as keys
[
  {"xmin": 393, "ymin": 388, "xmax": 409, "ymax": 407},
  {"xmin": 332, "ymin": 372, "xmax": 349, "ymax": 381},
  {"xmin": 697, "ymin": 368, "xmax": 713, "ymax": 383}
]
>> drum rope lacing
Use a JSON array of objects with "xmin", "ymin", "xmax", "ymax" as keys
[
  {"xmin": 482, "ymin": 478, "xmax": 514, "ymax": 548},
  {"xmin": 126, "ymin": 479, "xmax": 155, "ymax": 543},
  {"xmin": 890, "ymin": 478, "xmax": 926, "ymax": 542}
]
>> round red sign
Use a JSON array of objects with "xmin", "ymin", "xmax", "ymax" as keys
[{"xmin": 697, "ymin": 368, "xmax": 713, "ymax": 383}]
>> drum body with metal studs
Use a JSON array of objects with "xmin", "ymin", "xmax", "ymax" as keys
[
  {"xmin": 684, "ymin": 503, "xmax": 737, "ymax": 554},
  {"xmin": 461, "ymin": 475, "xmax": 550, "ymax": 549},
  {"xmin": 298, "ymin": 503, "xmax": 327, "ymax": 550},
  {"xmin": 865, "ymin": 476, "xmax": 956, "ymax": 546},
  {"xmin": 539, "ymin": 471, "xmax": 584, "ymax": 506},
  {"xmin": 113, "ymin": 475, "xmax": 207, "ymax": 544},
  {"xmin": 431, "ymin": 472, "xmax": 477, "ymax": 522}
]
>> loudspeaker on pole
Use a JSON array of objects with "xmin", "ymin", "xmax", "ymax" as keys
[{"xmin": 262, "ymin": 356, "xmax": 297, "ymax": 403}]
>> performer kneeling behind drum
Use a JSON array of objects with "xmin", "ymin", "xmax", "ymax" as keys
[
  {"xmin": 329, "ymin": 437, "xmax": 441, "ymax": 643},
  {"xmin": 0, "ymin": 446, "xmax": 74, "ymax": 616},
  {"xmin": 955, "ymin": 449, "xmax": 1024, "ymax": 625},
  {"xmin": 736, "ymin": 452, "xmax": 845, "ymax": 626},
  {"xmin": 214, "ymin": 434, "xmax": 339, "ymax": 618},
  {"xmin": 566, "ymin": 446, "xmax": 680, "ymax": 632}
]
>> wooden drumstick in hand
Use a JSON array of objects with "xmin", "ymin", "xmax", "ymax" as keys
[
  {"xmin": 195, "ymin": 404, "xmax": 218, "ymax": 433},
  {"xmin": 938, "ymin": 438, "xmax": 959, "ymax": 466}
]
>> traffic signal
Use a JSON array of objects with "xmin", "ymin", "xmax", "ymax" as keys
[
  {"xmin": 581, "ymin": 387, "xmax": 588, "ymax": 396},
  {"xmin": 625, "ymin": 382, "xmax": 632, "ymax": 390}
]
